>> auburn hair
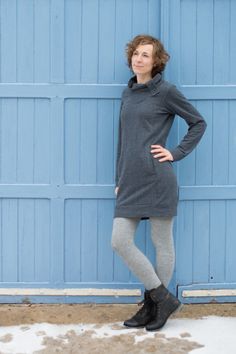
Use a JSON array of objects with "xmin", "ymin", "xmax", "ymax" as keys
[{"xmin": 126, "ymin": 34, "xmax": 170, "ymax": 76}]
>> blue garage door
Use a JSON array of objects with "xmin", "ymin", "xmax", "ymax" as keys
[{"xmin": 0, "ymin": 0, "xmax": 235, "ymax": 304}]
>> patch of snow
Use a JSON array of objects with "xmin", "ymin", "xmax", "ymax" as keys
[{"xmin": 0, "ymin": 316, "xmax": 235, "ymax": 354}]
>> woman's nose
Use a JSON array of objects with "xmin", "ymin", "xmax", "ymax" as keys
[{"xmin": 137, "ymin": 55, "xmax": 142, "ymax": 62}]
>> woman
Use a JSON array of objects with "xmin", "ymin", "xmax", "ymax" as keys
[{"xmin": 111, "ymin": 34, "xmax": 207, "ymax": 331}]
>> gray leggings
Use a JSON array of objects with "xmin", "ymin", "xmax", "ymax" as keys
[{"xmin": 111, "ymin": 217, "xmax": 175, "ymax": 290}]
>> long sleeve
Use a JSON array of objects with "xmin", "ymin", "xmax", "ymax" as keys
[
  {"xmin": 164, "ymin": 85, "xmax": 207, "ymax": 161},
  {"xmin": 115, "ymin": 100, "xmax": 123, "ymax": 186}
]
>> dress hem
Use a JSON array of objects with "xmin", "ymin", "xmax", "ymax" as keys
[{"xmin": 114, "ymin": 205, "xmax": 177, "ymax": 218}]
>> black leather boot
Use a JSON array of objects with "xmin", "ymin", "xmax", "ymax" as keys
[
  {"xmin": 145, "ymin": 284, "xmax": 182, "ymax": 331},
  {"xmin": 123, "ymin": 289, "xmax": 156, "ymax": 328}
]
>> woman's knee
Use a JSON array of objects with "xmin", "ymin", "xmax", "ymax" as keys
[
  {"xmin": 111, "ymin": 217, "xmax": 137, "ymax": 252},
  {"xmin": 111, "ymin": 222, "xmax": 125, "ymax": 252},
  {"xmin": 111, "ymin": 228, "xmax": 131, "ymax": 254},
  {"xmin": 111, "ymin": 229, "xmax": 120, "ymax": 251}
]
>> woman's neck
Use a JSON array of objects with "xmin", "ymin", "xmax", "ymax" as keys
[{"xmin": 136, "ymin": 73, "xmax": 152, "ymax": 84}]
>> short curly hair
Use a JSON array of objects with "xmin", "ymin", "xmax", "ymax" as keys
[{"xmin": 126, "ymin": 34, "xmax": 170, "ymax": 76}]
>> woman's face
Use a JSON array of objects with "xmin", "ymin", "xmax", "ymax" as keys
[{"xmin": 131, "ymin": 44, "xmax": 154, "ymax": 77}]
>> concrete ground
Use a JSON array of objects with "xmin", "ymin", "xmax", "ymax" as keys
[{"xmin": 0, "ymin": 303, "xmax": 236, "ymax": 353}]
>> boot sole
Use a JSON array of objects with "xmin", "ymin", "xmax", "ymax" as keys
[
  {"xmin": 145, "ymin": 302, "xmax": 183, "ymax": 332},
  {"xmin": 124, "ymin": 317, "xmax": 156, "ymax": 328},
  {"xmin": 123, "ymin": 323, "xmax": 146, "ymax": 328}
]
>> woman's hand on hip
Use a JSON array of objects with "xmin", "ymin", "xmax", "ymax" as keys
[
  {"xmin": 150, "ymin": 145, "xmax": 174, "ymax": 162},
  {"xmin": 115, "ymin": 186, "xmax": 119, "ymax": 196}
]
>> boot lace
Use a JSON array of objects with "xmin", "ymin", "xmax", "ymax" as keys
[
  {"xmin": 156, "ymin": 301, "xmax": 161, "ymax": 316},
  {"xmin": 135, "ymin": 298, "xmax": 151, "ymax": 317}
]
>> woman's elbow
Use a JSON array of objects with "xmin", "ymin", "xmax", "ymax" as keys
[{"xmin": 199, "ymin": 117, "xmax": 207, "ymax": 134}]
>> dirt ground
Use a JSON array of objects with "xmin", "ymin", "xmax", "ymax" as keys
[
  {"xmin": 0, "ymin": 302, "xmax": 236, "ymax": 326},
  {"xmin": 0, "ymin": 303, "xmax": 235, "ymax": 354}
]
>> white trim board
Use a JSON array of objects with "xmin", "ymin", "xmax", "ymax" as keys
[
  {"xmin": 0, "ymin": 288, "xmax": 141, "ymax": 297},
  {"xmin": 182, "ymin": 289, "xmax": 236, "ymax": 297}
]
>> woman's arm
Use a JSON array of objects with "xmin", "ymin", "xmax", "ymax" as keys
[{"xmin": 164, "ymin": 85, "xmax": 207, "ymax": 161}]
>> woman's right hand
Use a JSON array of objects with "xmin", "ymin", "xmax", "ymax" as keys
[{"xmin": 115, "ymin": 186, "xmax": 119, "ymax": 196}]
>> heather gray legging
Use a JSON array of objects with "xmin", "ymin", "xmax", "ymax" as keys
[{"xmin": 111, "ymin": 217, "xmax": 175, "ymax": 290}]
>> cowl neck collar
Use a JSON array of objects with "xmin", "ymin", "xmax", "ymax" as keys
[{"xmin": 128, "ymin": 72, "xmax": 162, "ymax": 96}]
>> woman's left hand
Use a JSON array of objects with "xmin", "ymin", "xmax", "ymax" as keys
[{"xmin": 150, "ymin": 145, "xmax": 174, "ymax": 162}]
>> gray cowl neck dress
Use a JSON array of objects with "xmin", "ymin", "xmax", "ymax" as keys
[{"xmin": 114, "ymin": 72, "xmax": 207, "ymax": 219}]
